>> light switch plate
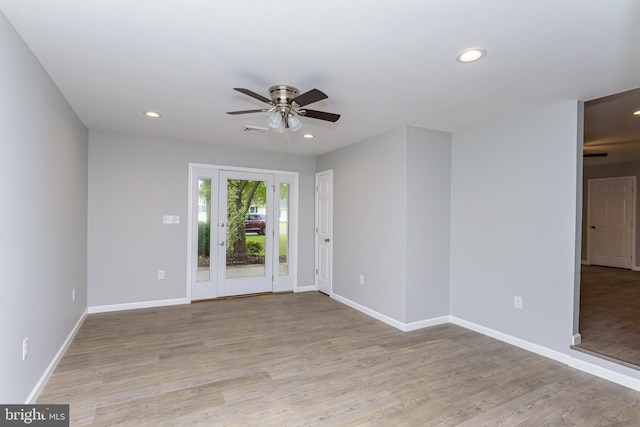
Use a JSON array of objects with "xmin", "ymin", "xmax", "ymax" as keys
[{"xmin": 163, "ymin": 215, "xmax": 180, "ymax": 224}]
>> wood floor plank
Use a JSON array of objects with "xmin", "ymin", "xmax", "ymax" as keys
[
  {"xmin": 37, "ymin": 292, "xmax": 640, "ymax": 426},
  {"xmin": 579, "ymin": 265, "xmax": 640, "ymax": 367}
]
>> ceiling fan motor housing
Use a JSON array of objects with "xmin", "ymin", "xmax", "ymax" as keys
[{"xmin": 269, "ymin": 85, "xmax": 300, "ymax": 113}]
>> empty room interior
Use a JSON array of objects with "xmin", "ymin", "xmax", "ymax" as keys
[{"xmin": 3, "ymin": 1, "xmax": 640, "ymax": 425}]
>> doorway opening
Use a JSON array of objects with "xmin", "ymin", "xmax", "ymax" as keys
[{"xmin": 576, "ymin": 88, "xmax": 640, "ymax": 368}]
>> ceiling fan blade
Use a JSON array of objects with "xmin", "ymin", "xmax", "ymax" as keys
[
  {"xmin": 227, "ymin": 109, "xmax": 269, "ymax": 115},
  {"xmin": 300, "ymin": 109, "xmax": 341, "ymax": 122},
  {"xmin": 583, "ymin": 152, "xmax": 608, "ymax": 157},
  {"xmin": 233, "ymin": 88, "xmax": 273, "ymax": 105},
  {"xmin": 292, "ymin": 89, "xmax": 328, "ymax": 107}
]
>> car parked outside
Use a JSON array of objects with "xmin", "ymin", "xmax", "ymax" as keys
[{"xmin": 244, "ymin": 213, "xmax": 266, "ymax": 235}]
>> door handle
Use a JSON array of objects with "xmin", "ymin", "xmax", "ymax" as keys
[
  {"xmin": 324, "ymin": 238, "xmax": 331, "ymax": 242},
  {"xmin": 219, "ymin": 241, "xmax": 225, "ymax": 246},
  {"xmin": 590, "ymin": 226, "xmax": 596, "ymax": 229}
]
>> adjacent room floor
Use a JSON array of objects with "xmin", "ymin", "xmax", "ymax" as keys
[
  {"xmin": 39, "ymin": 292, "xmax": 640, "ymax": 426},
  {"xmin": 577, "ymin": 265, "xmax": 640, "ymax": 368}
]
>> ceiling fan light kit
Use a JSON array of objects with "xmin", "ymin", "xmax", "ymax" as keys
[
  {"xmin": 267, "ymin": 110, "xmax": 284, "ymax": 131},
  {"xmin": 287, "ymin": 114, "xmax": 302, "ymax": 132},
  {"xmin": 227, "ymin": 84, "xmax": 340, "ymax": 134}
]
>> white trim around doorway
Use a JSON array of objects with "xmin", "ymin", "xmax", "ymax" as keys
[{"xmin": 187, "ymin": 163, "xmax": 299, "ymax": 301}]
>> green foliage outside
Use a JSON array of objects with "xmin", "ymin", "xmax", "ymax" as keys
[
  {"xmin": 198, "ymin": 221, "xmax": 210, "ymax": 257},
  {"xmin": 246, "ymin": 240, "xmax": 263, "ymax": 255},
  {"xmin": 226, "ymin": 179, "xmax": 266, "ymax": 256},
  {"xmin": 246, "ymin": 232, "xmax": 288, "ymax": 256}
]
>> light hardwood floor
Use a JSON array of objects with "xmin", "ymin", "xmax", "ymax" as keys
[
  {"xmin": 39, "ymin": 292, "xmax": 640, "ymax": 426},
  {"xmin": 578, "ymin": 265, "xmax": 640, "ymax": 367}
]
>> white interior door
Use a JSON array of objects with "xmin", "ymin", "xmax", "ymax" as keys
[
  {"xmin": 218, "ymin": 170, "xmax": 274, "ymax": 296},
  {"xmin": 316, "ymin": 170, "xmax": 333, "ymax": 295},
  {"xmin": 588, "ymin": 177, "xmax": 635, "ymax": 269}
]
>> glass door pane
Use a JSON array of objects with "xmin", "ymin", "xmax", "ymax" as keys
[
  {"xmin": 197, "ymin": 178, "xmax": 212, "ymax": 283},
  {"xmin": 225, "ymin": 178, "xmax": 268, "ymax": 279},
  {"xmin": 278, "ymin": 183, "xmax": 290, "ymax": 276}
]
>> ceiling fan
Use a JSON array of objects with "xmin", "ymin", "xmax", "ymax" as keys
[{"xmin": 227, "ymin": 85, "xmax": 340, "ymax": 133}]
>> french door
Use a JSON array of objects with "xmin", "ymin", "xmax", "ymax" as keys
[
  {"xmin": 189, "ymin": 165, "xmax": 297, "ymax": 300},
  {"xmin": 217, "ymin": 170, "xmax": 273, "ymax": 296}
]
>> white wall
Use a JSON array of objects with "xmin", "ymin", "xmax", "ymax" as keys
[
  {"xmin": 317, "ymin": 127, "xmax": 408, "ymax": 321},
  {"xmin": 406, "ymin": 126, "xmax": 451, "ymax": 323},
  {"xmin": 87, "ymin": 131, "xmax": 316, "ymax": 307},
  {"xmin": 450, "ymin": 101, "xmax": 580, "ymax": 353},
  {"xmin": 0, "ymin": 13, "xmax": 88, "ymax": 403},
  {"xmin": 316, "ymin": 125, "xmax": 451, "ymax": 324}
]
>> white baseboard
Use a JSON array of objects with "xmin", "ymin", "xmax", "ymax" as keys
[
  {"xmin": 26, "ymin": 309, "xmax": 88, "ymax": 404},
  {"xmin": 405, "ymin": 316, "xmax": 450, "ymax": 331},
  {"xmin": 572, "ymin": 333, "xmax": 582, "ymax": 345},
  {"xmin": 568, "ymin": 353, "xmax": 640, "ymax": 391},
  {"xmin": 582, "ymin": 261, "xmax": 640, "ymax": 271},
  {"xmin": 449, "ymin": 317, "xmax": 571, "ymax": 364},
  {"xmin": 294, "ymin": 285, "xmax": 317, "ymax": 293},
  {"xmin": 332, "ymin": 293, "xmax": 407, "ymax": 331},
  {"xmin": 331, "ymin": 293, "xmax": 448, "ymax": 332},
  {"xmin": 88, "ymin": 297, "xmax": 189, "ymax": 314}
]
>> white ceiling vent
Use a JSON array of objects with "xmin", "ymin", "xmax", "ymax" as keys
[{"xmin": 242, "ymin": 125, "xmax": 268, "ymax": 135}]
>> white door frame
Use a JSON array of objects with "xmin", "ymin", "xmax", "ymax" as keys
[
  {"xmin": 586, "ymin": 176, "xmax": 636, "ymax": 269},
  {"xmin": 315, "ymin": 170, "xmax": 333, "ymax": 295},
  {"xmin": 187, "ymin": 163, "xmax": 298, "ymax": 300}
]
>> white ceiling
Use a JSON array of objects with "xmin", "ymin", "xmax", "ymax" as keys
[{"xmin": 1, "ymin": 0, "xmax": 640, "ymax": 156}]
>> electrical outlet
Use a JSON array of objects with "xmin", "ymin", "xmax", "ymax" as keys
[
  {"xmin": 72, "ymin": 288, "xmax": 76, "ymax": 302},
  {"xmin": 22, "ymin": 337, "xmax": 29, "ymax": 361},
  {"xmin": 514, "ymin": 296, "xmax": 523, "ymax": 309},
  {"xmin": 359, "ymin": 274, "xmax": 364, "ymax": 285},
  {"xmin": 158, "ymin": 270, "xmax": 165, "ymax": 280}
]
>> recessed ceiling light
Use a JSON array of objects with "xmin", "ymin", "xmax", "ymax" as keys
[
  {"xmin": 303, "ymin": 134, "xmax": 314, "ymax": 139},
  {"xmin": 144, "ymin": 111, "xmax": 161, "ymax": 118},
  {"xmin": 633, "ymin": 110, "xmax": 640, "ymax": 116},
  {"xmin": 456, "ymin": 48, "xmax": 486, "ymax": 63}
]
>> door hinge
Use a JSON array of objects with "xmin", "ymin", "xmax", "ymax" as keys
[
  {"xmin": 272, "ymin": 185, "xmax": 276, "ymax": 192},
  {"xmin": 316, "ymin": 185, "xmax": 319, "ymax": 192},
  {"xmin": 315, "ymin": 268, "xmax": 318, "ymax": 275}
]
